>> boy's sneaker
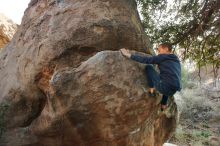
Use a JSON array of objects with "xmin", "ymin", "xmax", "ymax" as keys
[
  {"xmin": 148, "ymin": 91, "xmax": 156, "ymax": 97},
  {"xmin": 160, "ymin": 104, "xmax": 168, "ymax": 111}
]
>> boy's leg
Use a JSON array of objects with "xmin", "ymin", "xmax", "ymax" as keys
[
  {"xmin": 145, "ymin": 65, "xmax": 174, "ymax": 110},
  {"xmin": 157, "ymin": 84, "xmax": 176, "ymax": 111},
  {"xmin": 160, "ymin": 95, "xmax": 168, "ymax": 105},
  {"xmin": 157, "ymin": 82, "xmax": 177, "ymax": 103},
  {"xmin": 145, "ymin": 65, "xmax": 160, "ymax": 94}
]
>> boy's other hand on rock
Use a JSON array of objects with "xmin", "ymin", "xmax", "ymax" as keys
[{"xmin": 120, "ymin": 48, "xmax": 131, "ymax": 58}]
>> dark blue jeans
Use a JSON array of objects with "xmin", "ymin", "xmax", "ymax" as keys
[{"xmin": 145, "ymin": 65, "xmax": 176, "ymax": 105}]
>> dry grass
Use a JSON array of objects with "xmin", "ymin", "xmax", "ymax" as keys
[{"xmin": 169, "ymin": 84, "xmax": 220, "ymax": 146}]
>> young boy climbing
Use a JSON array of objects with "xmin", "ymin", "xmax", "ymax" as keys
[{"xmin": 120, "ymin": 43, "xmax": 181, "ymax": 111}]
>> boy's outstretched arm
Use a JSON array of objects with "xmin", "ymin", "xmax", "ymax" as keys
[{"xmin": 120, "ymin": 48, "xmax": 160, "ymax": 64}]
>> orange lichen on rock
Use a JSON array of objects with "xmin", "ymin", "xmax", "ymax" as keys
[{"xmin": 35, "ymin": 65, "xmax": 56, "ymax": 93}]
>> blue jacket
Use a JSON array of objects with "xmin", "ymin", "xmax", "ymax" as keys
[{"xmin": 131, "ymin": 54, "xmax": 182, "ymax": 91}]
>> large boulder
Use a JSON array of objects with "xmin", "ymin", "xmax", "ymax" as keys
[
  {"xmin": 0, "ymin": 13, "xmax": 17, "ymax": 49},
  {"xmin": 1, "ymin": 51, "xmax": 178, "ymax": 146},
  {"xmin": 0, "ymin": 0, "xmax": 177, "ymax": 146}
]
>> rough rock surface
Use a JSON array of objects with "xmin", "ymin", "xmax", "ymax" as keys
[
  {"xmin": 0, "ymin": 13, "xmax": 17, "ymax": 49},
  {"xmin": 0, "ymin": 0, "xmax": 177, "ymax": 146}
]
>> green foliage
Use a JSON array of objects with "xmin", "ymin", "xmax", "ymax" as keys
[
  {"xmin": 0, "ymin": 102, "xmax": 9, "ymax": 138},
  {"xmin": 197, "ymin": 131, "xmax": 212, "ymax": 138},
  {"xmin": 173, "ymin": 127, "xmax": 213, "ymax": 146},
  {"xmin": 136, "ymin": 0, "xmax": 220, "ymax": 76}
]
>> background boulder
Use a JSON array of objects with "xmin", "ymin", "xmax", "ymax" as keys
[{"xmin": 0, "ymin": 13, "xmax": 17, "ymax": 49}]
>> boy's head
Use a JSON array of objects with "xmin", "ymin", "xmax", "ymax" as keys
[{"xmin": 157, "ymin": 43, "xmax": 172, "ymax": 54}]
